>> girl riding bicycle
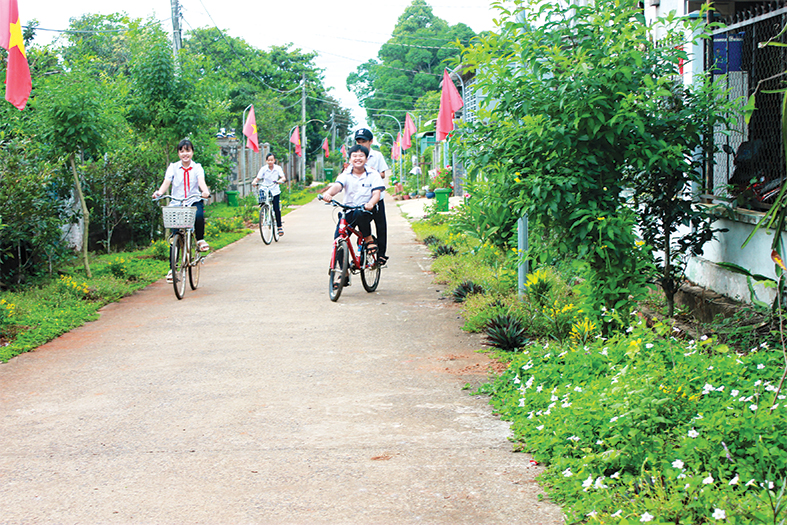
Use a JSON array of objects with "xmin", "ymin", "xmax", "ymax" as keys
[
  {"xmin": 152, "ymin": 138, "xmax": 211, "ymax": 252},
  {"xmin": 320, "ymin": 144, "xmax": 384, "ymax": 254},
  {"xmin": 252, "ymin": 153, "xmax": 287, "ymax": 237}
]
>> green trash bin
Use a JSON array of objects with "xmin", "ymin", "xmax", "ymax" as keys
[
  {"xmin": 226, "ymin": 190, "xmax": 239, "ymax": 207},
  {"xmin": 434, "ymin": 188, "xmax": 452, "ymax": 212},
  {"xmin": 324, "ymin": 168, "xmax": 335, "ymax": 182}
]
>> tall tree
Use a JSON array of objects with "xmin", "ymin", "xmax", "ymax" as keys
[{"xmin": 347, "ymin": 0, "xmax": 475, "ymax": 136}]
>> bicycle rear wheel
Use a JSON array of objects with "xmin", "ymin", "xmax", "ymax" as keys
[
  {"xmin": 259, "ymin": 205, "xmax": 273, "ymax": 245},
  {"xmin": 361, "ymin": 242, "xmax": 380, "ymax": 292},
  {"xmin": 170, "ymin": 233, "xmax": 187, "ymax": 300},
  {"xmin": 189, "ymin": 235, "xmax": 200, "ymax": 290},
  {"xmin": 329, "ymin": 240, "xmax": 349, "ymax": 302}
]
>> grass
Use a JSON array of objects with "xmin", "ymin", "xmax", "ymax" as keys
[{"xmin": 410, "ymin": 210, "xmax": 787, "ymax": 524}]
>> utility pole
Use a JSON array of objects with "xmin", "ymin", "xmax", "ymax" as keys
[
  {"xmin": 300, "ymin": 73, "xmax": 307, "ymax": 184},
  {"xmin": 170, "ymin": 0, "xmax": 182, "ymax": 57}
]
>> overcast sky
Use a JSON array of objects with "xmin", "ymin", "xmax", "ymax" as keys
[{"xmin": 24, "ymin": 0, "xmax": 502, "ymax": 129}]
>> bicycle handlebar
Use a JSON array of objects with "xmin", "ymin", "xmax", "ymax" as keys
[
  {"xmin": 318, "ymin": 195, "xmax": 373, "ymax": 214},
  {"xmin": 153, "ymin": 193, "xmax": 205, "ymax": 204}
]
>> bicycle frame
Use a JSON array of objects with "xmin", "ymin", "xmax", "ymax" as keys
[
  {"xmin": 154, "ymin": 193, "xmax": 207, "ymax": 299},
  {"xmin": 331, "ymin": 209, "xmax": 367, "ymax": 273}
]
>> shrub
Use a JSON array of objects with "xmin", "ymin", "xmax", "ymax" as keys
[
  {"xmin": 452, "ymin": 280, "xmax": 485, "ymax": 303},
  {"xmin": 484, "ymin": 313, "xmax": 529, "ymax": 352},
  {"xmin": 433, "ymin": 244, "xmax": 458, "ymax": 258}
]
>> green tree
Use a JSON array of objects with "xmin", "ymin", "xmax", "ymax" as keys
[
  {"xmin": 38, "ymin": 71, "xmax": 112, "ymax": 278},
  {"xmin": 347, "ymin": 0, "xmax": 475, "ymax": 136},
  {"xmin": 459, "ymin": 0, "xmax": 730, "ymax": 319}
]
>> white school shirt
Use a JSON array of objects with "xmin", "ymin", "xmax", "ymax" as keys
[
  {"xmin": 256, "ymin": 165, "xmax": 285, "ymax": 197},
  {"xmin": 366, "ymin": 149, "xmax": 389, "ymax": 198},
  {"xmin": 335, "ymin": 167, "xmax": 385, "ymax": 208},
  {"xmin": 165, "ymin": 161, "xmax": 205, "ymax": 205}
]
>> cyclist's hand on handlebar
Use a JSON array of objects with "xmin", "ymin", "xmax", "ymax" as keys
[
  {"xmin": 201, "ymin": 190, "xmax": 210, "ymax": 199},
  {"xmin": 152, "ymin": 190, "xmax": 162, "ymax": 200},
  {"xmin": 364, "ymin": 202, "xmax": 375, "ymax": 211}
]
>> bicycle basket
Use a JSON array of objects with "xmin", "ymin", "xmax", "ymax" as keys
[
  {"xmin": 162, "ymin": 206, "xmax": 197, "ymax": 229},
  {"xmin": 258, "ymin": 189, "xmax": 272, "ymax": 204}
]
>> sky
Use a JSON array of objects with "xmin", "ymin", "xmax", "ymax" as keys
[{"xmin": 24, "ymin": 0, "xmax": 503, "ymax": 130}]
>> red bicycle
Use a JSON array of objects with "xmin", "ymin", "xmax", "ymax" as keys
[{"xmin": 320, "ymin": 197, "xmax": 381, "ymax": 301}]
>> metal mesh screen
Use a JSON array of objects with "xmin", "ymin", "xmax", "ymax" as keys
[{"xmin": 707, "ymin": 4, "xmax": 787, "ymax": 208}]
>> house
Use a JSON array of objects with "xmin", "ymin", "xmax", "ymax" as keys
[{"xmin": 648, "ymin": 0, "xmax": 787, "ymax": 304}]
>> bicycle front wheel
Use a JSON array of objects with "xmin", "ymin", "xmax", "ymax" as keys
[
  {"xmin": 329, "ymin": 240, "xmax": 349, "ymax": 302},
  {"xmin": 170, "ymin": 233, "xmax": 187, "ymax": 300},
  {"xmin": 259, "ymin": 205, "xmax": 273, "ymax": 244},
  {"xmin": 361, "ymin": 243, "xmax": 380, "ymax": 292},
  {"xmin": 188, "ymin": 235, "xmax": 200, "ymax": 290}
]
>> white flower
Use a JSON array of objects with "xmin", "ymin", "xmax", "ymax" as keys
[
  {"xmin": 536, "ymin": 385, "xmax": 543, "ymax": 392},
  {"xmin": 688, "ymin": 428, "xmax": 699, "ymax": 438},
  {"xmin": 672, "ymin": 459, "xmax": 684, "ymax": 469},
  {"xmin": 568, "ymin": 435, "xmax": 580, "ymax": 442},
  {"xmin": 702, "ymin": 383, "xmax": 714, "ymax": 394},
  {"xmin": 712, "ymin": 508, "xmax": 726, "ymax": 520},
  {"xmin": 626, "ymin": 326, "xmax": 634, "ymax": 333},
  {"xmin": 562, "ymin": 468, "xmax": 573, "ymax": 477},
  {"xmin": 610, "ymin": 416, "xmax": 619, "ymax": 423},
  {"xmin": 677, "ymin": 473, "xmax": 686, "ymax": 479},
  {"xmin": 519, "ymin": 399, "xmax": 526, "ymax": 408},
  {"xmin": 757, "ymin": 363, "xmax": 765, "ymax": 370},
  {"xmin": 611, "ymin": 510, "xmax": 622, "ymax": 518},
  {"xmin": 601, "ymin": 349, "xmax": 609, "ymax": 356},
  {"xmin": 703, "ymin": 474, "xmax": 714, "ymax": 485},
  {"xmin": 611, "ymin": 471, "xmax": 621, "ymax": 479},
  {"xmin": 640, "ymin": 512, "xmax": 654, "ymax": 522},
  {"xmin": 646, "ymin": 343, "xmax": 654, "ymax": 349},
  {"xmin": 750, "ymin": 404, "xmax": 758, "ymax": 412},
  {"xmin": 551, "ymin": 395, "xmax": 559, "ymax": 402},
  {"xmin": 729, "ymin": 474, "xmax": 739, "ymax": 485},
  {"xmin": 701, "ymin": 335, "xmax": 709, "ymax": 341},
  {"xmin": 755, "ymin": 380, "xmax": 763, "ymax": 387},
  {"xmin": 716, "ymin": 386, "xmax": 725, "ymax": 392},
  {"xmin": 514, "ymin": 376, "xmax": 521, "ymax": 384},
  {"xmin": 596, "ymin": 440, "xmax": 604, "ymax": 445},
  {"xmin": 772, "ymin": 404, "xmax": 780, "ymax": 410},
  {"xmin": 583, "ymin": 475, "xmax": 593, "ymax": 488},
  {"xmin": 587, "ymin": 510, "xmax": 597, "ymax": 518},
  {"xmin": 536, "ymin": 425, "xmax": 544, "ymax": 431},
  {"xmin": 594, "ymin": 477, "xmax": 608, "ymax": 489},
  {"xmin": 574, "ymin": 386, "xmax": 583, "ymax": 392},
  {"xmin": 731, "ymin": 389, "xmax": 739, "ymax": 397},
  {"xmin": 707, "ymin": 366, "xmax": 714, "ymax": 370},
  {"xmin": 746, "ymin": 479, "xmax": 757, "ymax": 487}
]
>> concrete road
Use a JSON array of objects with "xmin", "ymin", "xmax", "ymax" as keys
[{"xmin": 0, "ymin": 196, "xmax": 564, "ymax": 524}]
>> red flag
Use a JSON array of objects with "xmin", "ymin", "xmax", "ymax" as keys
[
  {"xmin": 321, "ymin": 137, "xmax": 329, "ymax": 158},
  {"xmin": 436, "ymin": 69, "xmax": 463, "ymax": 141},
  {"xmin": 242, "ymin": 105, "xmax": 260, "ymax": 153},
  {"xmin": 289, "ymin": 126, "xmax": 301, "ymax": 156},
  {"xmin": 1, "ymin": 0, "xmax": 32, "ymax": 110},
  {"xmin": 340, "ymin": 144, "xmax": 346, "ymax": 159},
  {"xmin": 402, "ymin": 113, "xmax": 416, "ymax": 150},
  {"xmin": 392, "ymin": 132, "xmax": 402, "ymax": 161}
]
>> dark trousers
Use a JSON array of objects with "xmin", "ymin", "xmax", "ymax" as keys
[
  {"xmin": 372, "ymin": 200, "xmax": 387, "ymax": 258},
  {"xmin": 335, "ymin": 209, "xmax": 374, "ymax": 240},
  {"xmin": 272, "ymin": 194, "xmax": 282, "ymax": 228},
  {"xmin": 194, "ymin": 200, "xmax": 205, "ymax": 241}
]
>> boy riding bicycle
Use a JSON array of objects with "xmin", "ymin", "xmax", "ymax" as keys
[{"xmin": 319, "ymin": 144, "xmax": 384, "ymax": 254}]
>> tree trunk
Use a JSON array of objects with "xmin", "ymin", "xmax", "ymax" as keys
[
  {"xmin": 70, "ymin": 154, "xmax": 92, "ymax": 278},
  {"xmin": 664, "ymin": 228, "xmax": 674, "ymax": 318}
]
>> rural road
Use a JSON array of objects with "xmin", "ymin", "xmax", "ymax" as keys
[{"xmin": 0, "ymin": 195, "xmax": 564, "ymax": 524}]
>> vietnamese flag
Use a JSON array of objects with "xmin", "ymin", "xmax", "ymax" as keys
[
  {"xmin": 436, "ymin": 69, "xmax": 463, "ymax": 141},
  {"xmin": 321, "ymin": 137, "xmax": 329, "ymax": 158},
  {"xmin": 1, "ymin": 0, "xmax": 32, "ymax": 110},
  {"xmin": 392, "ymin": 132, "xmax": 402, "ymax": 160},
  {"xmin": 242, "ymin": 105, "xmax": 260, "ymax": 153},
  {"xmin": 340, "ymin": 144, "xmax": 346, "ymax": 159},
  {"xmin": 289, "ymin": 126, "xmax": 301, "ymax": 156},
  {"xmin": 402, "ymin": 112, "xmax": 416, "ymax": 150}
]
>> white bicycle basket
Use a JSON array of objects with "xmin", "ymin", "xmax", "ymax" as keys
[{"xmin": 162, "ymin": 206, "xmax": 197, "ymax": 229}]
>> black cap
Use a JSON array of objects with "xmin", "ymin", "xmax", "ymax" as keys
[{"xmin": 355, "ymin": 128, "xmax": 373, "ymax": 141}]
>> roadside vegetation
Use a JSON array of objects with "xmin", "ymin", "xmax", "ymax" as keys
[
  {"xmin": 403, "ymin": 0, "xmax": 787, "ymax": 523},
  {"xmin": 0, "ymin": 186, "xmax": 320, "ymax": 363},
  {"xmin": 413, "ymin": 211, "xmax": 786, "ymax": 524}
]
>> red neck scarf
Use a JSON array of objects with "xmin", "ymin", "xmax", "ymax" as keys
[{"xmin": 182, "ymin": 166, "xmax": 192, "ymax": 198}]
